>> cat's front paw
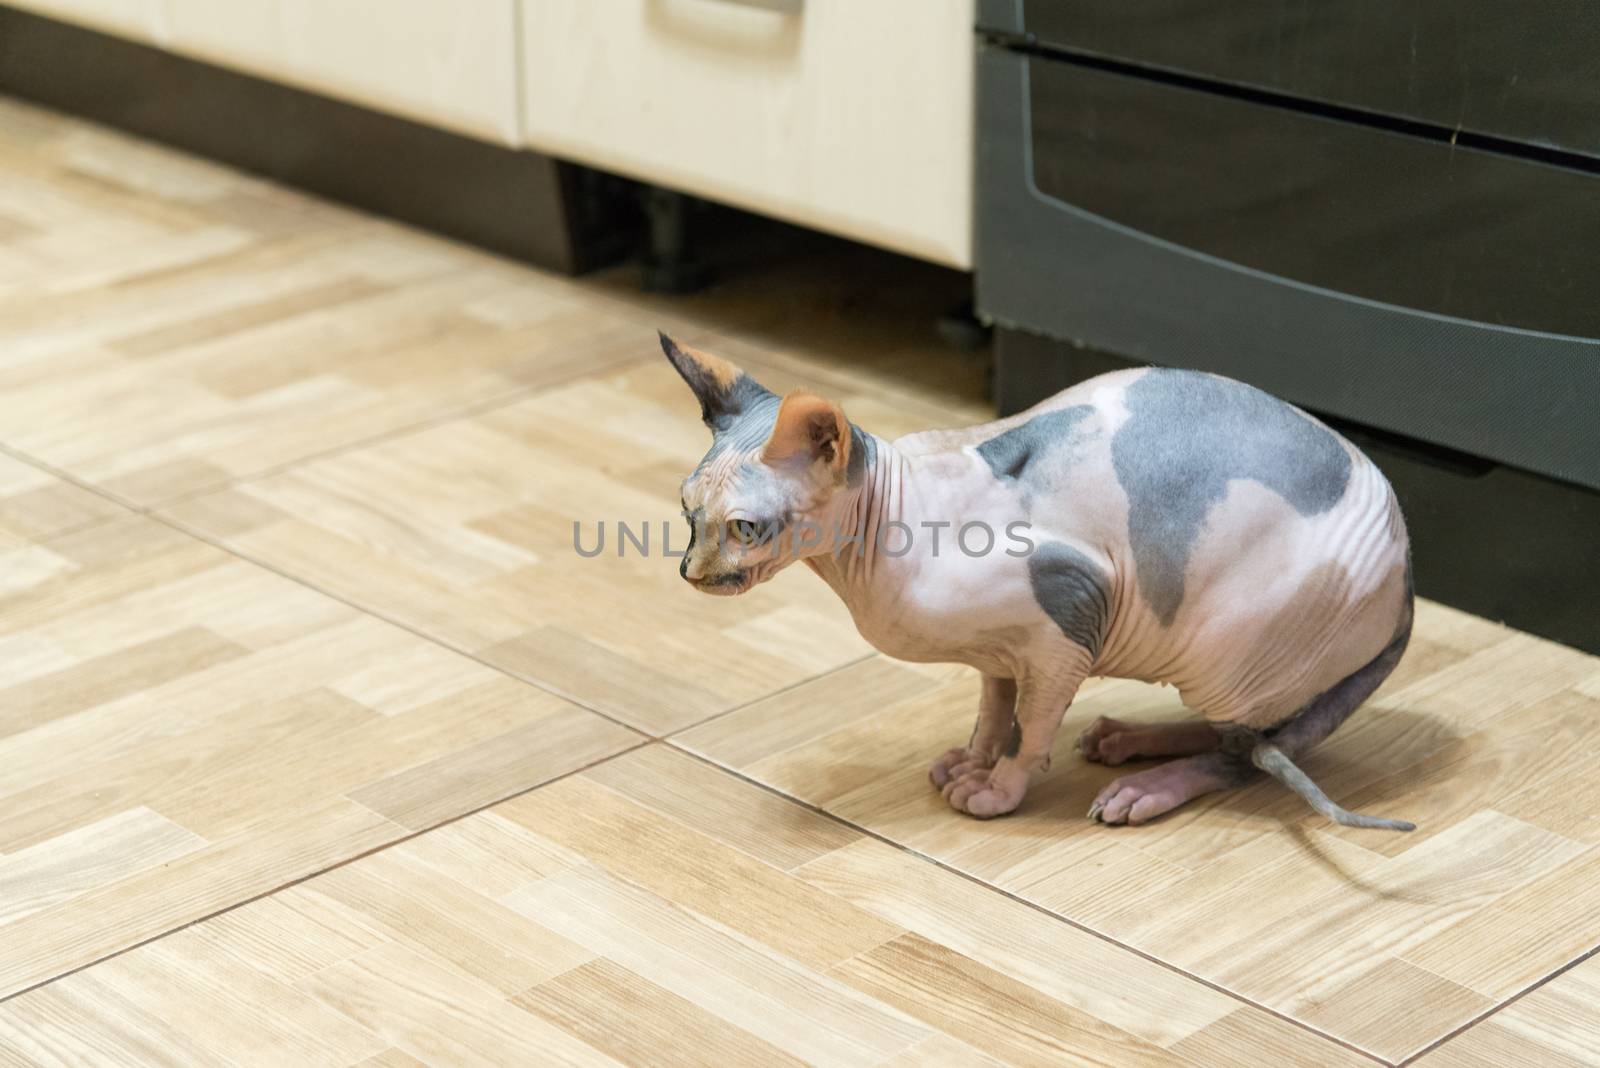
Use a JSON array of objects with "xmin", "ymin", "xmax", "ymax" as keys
[
  {"xmin": 942, "ymin": 762, "xmax": 1028, "ymax": 819},
  {"xmin": 929, "ymin": 747, "xmax": 990, "ymax": 788}
]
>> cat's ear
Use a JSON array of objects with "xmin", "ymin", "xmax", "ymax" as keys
[
  {"xmin": 761, "ymin": 390, "xmax": 850, "ymax": 474},
  {"xmin": 659, "ymin": 331, "xmax": 771, "ymax": 431}
]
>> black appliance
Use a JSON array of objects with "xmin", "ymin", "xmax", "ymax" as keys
[{"xmin": 975, "ymin": 0, "xmax": 1600, "ymax": 653}]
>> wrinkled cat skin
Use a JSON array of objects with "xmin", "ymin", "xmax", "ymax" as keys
[{"xmin": 662, "ymin": 333, "xmax": 1414, "ymax": 828}]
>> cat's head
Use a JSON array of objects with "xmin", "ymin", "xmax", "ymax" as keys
[{"xmin": 660, "ymin": 332, "xmax": 860, "ymax": 596}]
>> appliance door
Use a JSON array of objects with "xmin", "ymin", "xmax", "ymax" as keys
[{"xmin": 976, "ymin": 44, "xmax": 1600, "ymax": 491}]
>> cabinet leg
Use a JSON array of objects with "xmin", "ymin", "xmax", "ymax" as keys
[
  {"xmin": 641, "ymin": 187, "xmax": 713, "ymax": 294},
  {"xmin": 937, "ymin": 298, "xmax": 993, "ymax": 351}
]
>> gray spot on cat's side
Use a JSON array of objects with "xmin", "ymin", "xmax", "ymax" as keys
[
  {"xmin": 1028, "ymin": 542, "xmax": 1111, "ymax": 659},
  {"xmin": 1112, "ymin": 368, "xmax": 1352, "ymax": 627},
  {"xmin": 976, "ymin": 405, "xmax": 1093, "ymax": 484},
  {"xmin": 1004, "ymin": 719, "xmax": 1023, "ymax": 757}
]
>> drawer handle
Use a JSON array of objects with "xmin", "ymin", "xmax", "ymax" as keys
[{"xmin": 704, "ymin": 0, "xmax": 803, "ymax": 11}]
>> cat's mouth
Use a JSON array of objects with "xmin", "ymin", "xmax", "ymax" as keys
[{"xmin": 692, "ymin": 569, "xmax": 751, "ymax": 596}]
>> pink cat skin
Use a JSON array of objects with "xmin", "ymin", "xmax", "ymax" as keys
[{"xmin": 662, "ymin": 333, "xmax": 1414, "ymax": 830}]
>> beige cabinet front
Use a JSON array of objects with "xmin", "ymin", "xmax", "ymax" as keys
[
  {"xmin": 521, "ymin": 0, "xmax": 975, "ymax": 268},
  {"xmin": 4, "ymin": 0, "xmax": 163, "ymax": 40},
  {"xmin": 161, "ymin": 0, "xmax": 521, "ymax": 145}
]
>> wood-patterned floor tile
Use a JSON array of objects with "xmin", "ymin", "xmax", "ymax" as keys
[
  {"xmin": 0, "ymin": 808, "xmax": 203, "ymax": 926},
  {"xmin": 181, "ymin": 891, "xmax": 386, "ymax": 987},
  {"xmin": 1471, "ymin": 953, "xmax": 1600, "ymax": 1066},
  {"xmin": 509, "ymin": 866, "xmax": 930, "ymax": 1066},
  {"xmin": 794, "ymin": 836, "xmax": 1239, "ymax": 1050},
  {"xmin": 580, "ymin": 744, "xmax": 860, "ymax": 871},
  {"xmin": 0, "ymin": 743, "xmax": 1367, "ymax": 1068},
  {"xmin": 497, "ymin": 770, "xmax": 903, "ymax": 972},
  {"xmin": 1401, "ymin": 842, "xmax": 1600, "ymax": 1001},
  {"xmin": 1168, "ymin": 1010, "xmax": 1374, "ymax": 1068},
  {"xmin": 1415, "ymin": 953, "xmax": 1600, "ymax": 1067},
  {"xmin": 513, "ymin": 959, "xmax": 808, "ymax": 1068},
  {"xmin": 0, "ymin": 454, "xmax": 123, "ymax": 544},
  {"xmin": 159, "ymin": 351, "xmax": 970, "ymax": 734},
  {"xmin": 830, "ymin": 931, "xmax": 1186, "ymax": 1067},
  {"xmin": 303, "ymin": 849, "xmax": 596, "ymax": 996},
  {"xmin": 1297, "ymin": 959, "xmax": 1492, "ymax": 1062},
  {"xmin": 349, "ymin": 1052, "xmax": 431, "ymax": 1068},
  {"xmin": 0, "ymin": 512, "xmax": 636, "ymax": 998},
  {"xmin": 684, "ymin": 611, "xmax": 1600, "ymax": 1060},
  {"xmin": 81, "ymin": 927, "xmax": 388, "ymax": 1068},
  {"xmin": 296, "ymin": 942, "xmax": 621, "ymax": 1068},
  {"xmin": 878, "ymin": 1034, "xmax": 1014, "ymax": 1068},
  {"xmin": 0, "ymin": 104, "xmax": 644, "ymax": 508},
  {"xmin": 1411, "ymin": 1021, "xmax": 1595, "ymax": 1068},
  {"xmin": 4, "ymin": 94, "xmax": 1595, "ymax": 1068},
  {"xmin": 0, "ymin": 970, "xmax": 219, "ymax": 1068}
]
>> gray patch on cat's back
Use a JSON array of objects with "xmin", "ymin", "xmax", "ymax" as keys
[
  {"xmin": 1028, "ymin": 542, "xmax": 1111, "ymax": 659},
  {"xmin": 1112, "ymin": 368, "xmax": 1352, "ymax": 626},
  {"xmin": 976, "ymin": 405, "xmax": 1093, "ymax": 484}
]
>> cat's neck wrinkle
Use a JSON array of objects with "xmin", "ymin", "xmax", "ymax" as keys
[{"xmin": 811, "ymin": 431, "xmax": 905, "ymax": 596}]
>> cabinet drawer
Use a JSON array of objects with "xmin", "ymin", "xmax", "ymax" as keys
[
  {"xmin": 161, "ymin": 0, "xmax": 520, "ymax": 145},
  {"xmin": 521, "ymin": 0, "xmax": 974, "ymax": 268}
]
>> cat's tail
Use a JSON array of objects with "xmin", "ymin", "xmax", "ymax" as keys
[{"xmin": 1251, "ymin": 742, "xmax": 1415, "ymax": 832}]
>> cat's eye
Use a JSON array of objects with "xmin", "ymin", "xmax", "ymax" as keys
[{"xmin": 729, "ymin": 519, "xmax": 762, "ymax": 546}]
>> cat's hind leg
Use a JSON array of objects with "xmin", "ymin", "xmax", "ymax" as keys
[
  {"xmin": 1088, "ymin": 749, "xmax": 1255, "ymax": 825},
  {"xmin": 1078, "ymin": 716, "xmax": 1221, "ymax": 766},
  {"xmin": 1091, "ymin": 596, "xmax": 1415, "ymax": 828}
]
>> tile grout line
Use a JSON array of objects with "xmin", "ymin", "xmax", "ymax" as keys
[
  {"xmin": 0, "ymin": 374, "xmax": 887, "ymax": 746},
  {"xmin": 11, "ymin": 402, "xmax": 1576, "ymax": 1063},
  {"xmin": 662, "ymin": 741, "xmax": 1394, "ymax": 1068},
  {"xmin": 659, "ymin": 651, "xmax": 879, "ymax": 742},
  {"xmin": 0, "ymin": 652, "xmax": 899, "ymax": 1005},
  {"xmin": 12, "ymin": 510, "xmax": 129, "ymax": 546},
  {"xmin": 0, "ymin": 643, "xmax": 880, "ymax": 1003},
  {"xmin": 166, "ymin": 501, "xmax": 875, "ymax": 751},
  {"xmin": 0, "ymin": 738, "xmax": 654, "ymax": 1006},
  {"xmin": 0, "ymin": 438, "xmax": 655, "ymax": 735},
  {"xmin": 0, "ymin": 442, "xmax": 896, "ymax": 1001},
  {"xmin": 2, "ymin": 281, "xmax": 1379, "ymax": 1047},
  {"xmin": 1395, "ymin": 939, "xmax": 1600, "ymax": 1066}
]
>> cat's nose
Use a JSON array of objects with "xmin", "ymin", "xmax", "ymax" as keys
[{"xmin": 681, "ymin": 556, "xmax": 706, "ymax": 582}]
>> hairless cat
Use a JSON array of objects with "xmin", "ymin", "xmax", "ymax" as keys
[{"xmin": 661, "ymin": 332, "xmax": 1414, "ymax": 830}]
